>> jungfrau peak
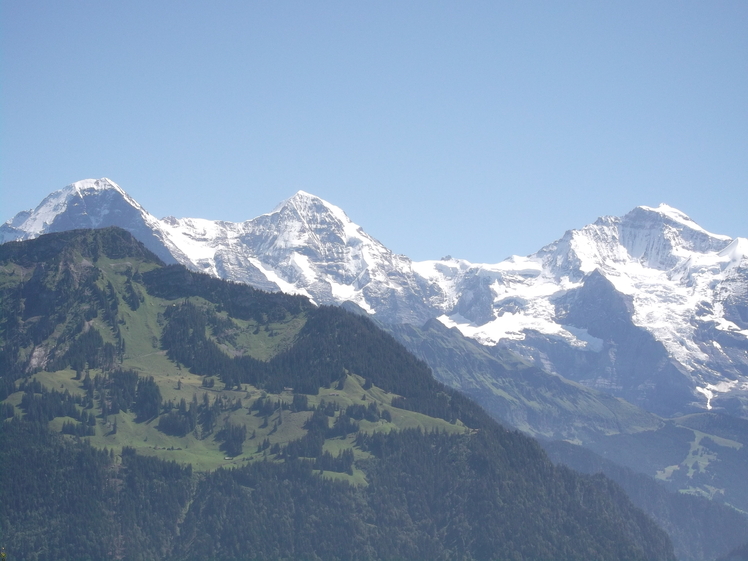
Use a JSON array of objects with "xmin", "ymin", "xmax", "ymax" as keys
[
  {"xmin": 431, "ymin": 203, "xmax": 747, "ymax": 414},
  {"xmin": 2, "ymin": 179, "xmax": 747, "ymax": 417}
]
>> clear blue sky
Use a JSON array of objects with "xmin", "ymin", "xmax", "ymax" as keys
[{"xmin": 2, "ymin": 1, "xmax": 746, "ymax": 262}]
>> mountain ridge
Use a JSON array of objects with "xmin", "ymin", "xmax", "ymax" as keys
[{"xmin": 3, "ymin": 178, "xmax": 747, "ymax": 418}]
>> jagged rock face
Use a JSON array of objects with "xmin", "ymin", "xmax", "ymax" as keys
[{"xmin": 3, "ymin": 179, "xmax": 747, "ymax": 416}]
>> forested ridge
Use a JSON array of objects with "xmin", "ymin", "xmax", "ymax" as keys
[
  {"xmin": 2, "ymin": 416, "xmax": 675, "ymax": 561},
  {"xmin": 0, "ymin": 228, "xmax": 677, "ymax": 560}
]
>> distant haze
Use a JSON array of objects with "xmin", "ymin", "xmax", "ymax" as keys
[{"xmin": 1, "ymin": 1, "xmax": 746, "ymax": 261}]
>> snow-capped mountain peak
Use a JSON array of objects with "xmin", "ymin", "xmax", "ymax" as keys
[
  {"xmin": 617, "ymin": 204, "xmax": 732, "ymax": 271},
  {"xmin": 0, "ymin": 178, "xmax": 179, "ymax": 264},
  {"xmin": 72, "ymin": 177, "xmax": 124, "ymax": 194},
  {"xmin": 130, "ymin": 187, "xmax": 436, "ymax": 322},
  {"xmin": 423, "ymin": 203, "xmax": 747, "ymax": 415},
  {"xmin": 3, "ymin": 178, "xmax": 144, "ymax": 238},
  {"xmin": 8, "ymin": 178, "xmax": 119, "ymax": 236},
  {"xmin": 271, "ymin": 189, "xmax": 327, "ymax": 213},
  {"xmin": 639, "ymin": 203, "xmax": 731, "ymax": 240},
  {"xmin": 262, "ymin": 190, "xmax": 366, "ymax": 252}
]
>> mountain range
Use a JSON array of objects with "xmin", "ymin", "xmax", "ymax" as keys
[
  {"xmin": 4, "ymin": 178, "xmax": 747, "ymax": 421},
  {"xmin": 3, "ymin": 178, "xmax": 748, "ymax": 559}
]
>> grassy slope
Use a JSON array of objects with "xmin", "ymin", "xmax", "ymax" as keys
[{"xmin": 2, "ymin": 247, "xmax": 465, "ymax": 478}]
